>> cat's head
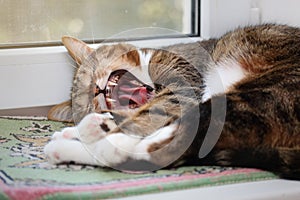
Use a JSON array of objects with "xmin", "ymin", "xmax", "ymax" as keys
[{"xmin": 48, "ymin": 37, "xmax": 156, "ymax": 123}]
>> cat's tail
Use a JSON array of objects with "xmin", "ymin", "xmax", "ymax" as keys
[
  {"xmin": 276, "ymin": 148, "xmax": 300, "ymax": 180},
  {"xmin": 198, "ymin": 147, "xmax": 300, "ymax": 180},
  {"xmin": 230, "ymin": 147, "xmax": 300, "ymax": 180}
]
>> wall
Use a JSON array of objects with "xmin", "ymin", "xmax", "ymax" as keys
[{"xmin": 201, "ymin": 0, "xmax": 300, "ymax": 38}]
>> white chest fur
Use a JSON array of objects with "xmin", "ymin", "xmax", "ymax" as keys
[{"xmin": 202, "ymin": 59, "xmax": 248, "ymax": 102}]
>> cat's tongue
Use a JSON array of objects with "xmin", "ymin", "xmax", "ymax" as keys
[{"xmin": 118, "ymin": 85, "xmax": 148, "ymax": 106}]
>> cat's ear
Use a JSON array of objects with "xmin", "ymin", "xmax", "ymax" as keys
[
  {"xmin": 47, "ymin": 100, "xmax": 73, "ymax": 122},
  {"xmin": 62, "ymin": 36, "xmax": 94, "ymax": 65}
]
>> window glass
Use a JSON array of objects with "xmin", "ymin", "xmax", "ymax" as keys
[{"xmin": 0, "ymin": 0, "xmax": 198, "ymax": 47}]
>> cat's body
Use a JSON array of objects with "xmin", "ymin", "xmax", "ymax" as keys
[{"xmin": 45, "ymin": 24, "xmax": 300, "ymax": 179}]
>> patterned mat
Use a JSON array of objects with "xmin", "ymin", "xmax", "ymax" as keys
[{"xmin": 0, "ymin": 117, "xmax": 278, "ymax": 200}]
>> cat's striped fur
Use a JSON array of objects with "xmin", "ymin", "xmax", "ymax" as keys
[{"xmin": 45, "ymin": 24, "xmax": 300, "ymax": 179}]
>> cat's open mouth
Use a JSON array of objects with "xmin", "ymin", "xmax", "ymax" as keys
[{"xmin": 95, "ymin": 70, "xmax": 155, "ymax": 110}]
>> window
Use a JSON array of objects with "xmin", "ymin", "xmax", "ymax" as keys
[
  {"xmin": 0, "ymin": 0, "xmax": 199, "ymax": 48},
  {"xmin": 0, "ymin": 0, "xmax": 200, "ymax": 113}
]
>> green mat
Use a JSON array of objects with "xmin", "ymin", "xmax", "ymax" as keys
[{"xmin": 0, "ymin": 117, "xmax": 278, "ymax": 200}]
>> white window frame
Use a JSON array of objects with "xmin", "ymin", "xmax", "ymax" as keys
[{"xmin": 1, "ymin": 0, "xmax": 300, "ymax": 114}]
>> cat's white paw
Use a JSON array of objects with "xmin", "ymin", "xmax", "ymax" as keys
[
  {"xmin": 50, "ymin": 113, "xmax": 114, "ymax": 143},
  {"xmin": 51, "ymin": 127, "xmax": 78, "ymax": 140},
  {"xmin": 74, "ymin": 112, "xmax": 116, "ymax": 143},
  {"xmin": 44, "ymin": 139, "xmax": 101, "ymax": 166},
  {"xmin": 45, "ymin": 112, "xmax": 178, "ymax": 169},
  {"xmin": 44, "ymin": 140, "xmax": 66, "ymax": 164}
]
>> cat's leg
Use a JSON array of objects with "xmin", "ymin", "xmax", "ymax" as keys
[
  {"xmin": 44, "ymin": 139, "xmax": 102, "ymax": 166},
  {"xmin": 44, "ymin": 133, "xmax": 137, "ymax": 167},
  {"xmin": 45, "ymin": 121, "xmax": 178, "ymax": 168},
  {"xmin": 51, "ymin": 112, "xmax": 116, "ymax": 143},
  {"xmin": 45, "ymin": 112, "xmax": 141, "ymax": 166},
  {"xmin": 107, "ymin": 92, "xmax": 200, "ymax": 169},
  {"xmin": 92, "ymin": 123, "xmax": 179, "ymax": 169},
  {"xmin": 133, "ymin": 123, "xmax": 179, "ymax": 160}
]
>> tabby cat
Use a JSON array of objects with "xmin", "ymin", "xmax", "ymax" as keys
[{"xmin": 45, "ymin": 24, "xmax": 300, "ymax": 179}]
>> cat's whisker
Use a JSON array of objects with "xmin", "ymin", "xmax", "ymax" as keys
[
  {"xmin": 84, "ymin": 62, "xmax": 95, "ymax": 69},
  {"xmin": 67, "ymin": 62, "xmax": 79, "ymax": 69}
]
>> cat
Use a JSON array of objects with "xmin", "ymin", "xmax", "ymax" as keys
[{"xmin": 45, "ymin": 24, "xmax": 300, "ymax": 180}]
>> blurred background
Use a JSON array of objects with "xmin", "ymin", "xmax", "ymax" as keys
[{"xmin": 0, "ymin": 0, "xmax": 196, "ymax": 46}]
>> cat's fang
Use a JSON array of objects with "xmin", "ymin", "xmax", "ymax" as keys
[
  {"xmin": 113, "ymin": 75, "xmax": 120, "ymax": 82},
  {"xmin": 106, "ymin": 98, "xmax": 117, "ymax": 103},
  {"xmin": 106, "ymin": 86, "xmax": 112, "ymax": 94},
  {"xmin": 129, "ymin": 104, "xmax": 138, "ymax": 109},
  {"xmin": 108, "ymin": 81, "xmax": 118, "ymax": 86}
]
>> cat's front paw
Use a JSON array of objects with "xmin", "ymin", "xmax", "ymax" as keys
[
  {"xmin": 50, "ymin": 113, "xmax": 113, "ymax": 143},
  {"xmin": 76, "ymin": 112, "xmax": 116, "ymax": 143},
  {"xmin": 51, "ymin": 127, "xmax": 78, "ymax": 140},
  {"xmin": 44, "ymin": 139, "xmax": 100, "ymax": 166},
  {"xmin": 44, "ymin": 140, "xmax": 65, "ymax": 164}
]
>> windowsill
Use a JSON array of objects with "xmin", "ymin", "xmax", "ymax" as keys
[{"xmin": 0, "ymin": 106, "xmax": 53, "ymax": 117}]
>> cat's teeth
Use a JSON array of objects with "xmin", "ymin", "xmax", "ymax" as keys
[
  {"xmin": 129, "ymin": 104, "xmax": 138, "ymax": 109},
  {"xmin": 108, "ymin": 81, "xmax": 118, "ymax": 86},
  {"xmin": 113, "ymin": 75, "xmax": 120, "ymax": 82},
  {"xmin": 106, "ymin": 98, "xmax": 117, "ymax": 102}
]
